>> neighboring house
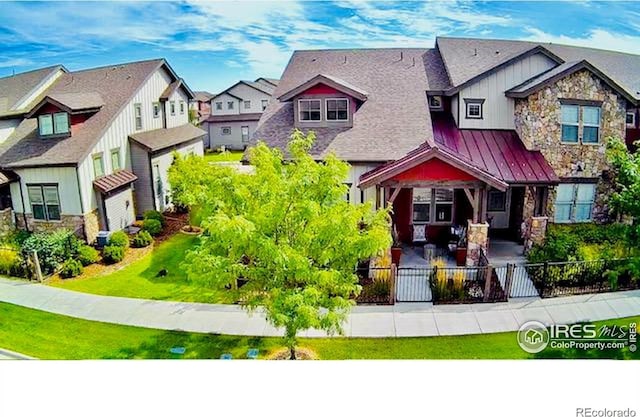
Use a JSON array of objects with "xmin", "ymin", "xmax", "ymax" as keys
[
  {"xmin": 254, "ymin": 37, "xmax": 640, "ymax": 264},
  {"xmin": 0, "ymin": 59, "xmax": 205, "ymax": 243},
  {"xmin": 202, "ymin": 77, "xmax": 279, "ymax": 150},
  {"xmin": 190, "ymin": 91, "xmax": 214, "ymax": 120}
]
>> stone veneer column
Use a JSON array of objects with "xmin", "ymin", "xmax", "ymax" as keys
[
  {"xmin": 466, "ymin": 220, "xmax": 489, "ymax": 267},
  {"xmin": 524, "ymin": 216, "xmax": 549, "ymax": 253}
]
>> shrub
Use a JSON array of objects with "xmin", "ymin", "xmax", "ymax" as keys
[
  {"xmin": 77, "ymin": 244, "xmax": 99, "ymax": 266},
  {"xmin": 131, "ymin": 230, "xmax": 153, "ymax": 248},
  {"xmin": 143, "ymin": 210, "xmax": 165, "ymax": 226},
  {"xmin": 108, "ymin": 230, "xmax": 130, "ymax": 248},
  {"xmin": 102, "ymin": 244, "xmax": 126, "ymax": 264},
  {"xmin": 59, "ymin": 258, "xmax": 83, "ymax": 279},
  {"xmin": 143, "ymin": 219, "xmax": 162, "ymax": 236},
  {"xmin": 21, "ymin": 230, "xmax": 80, "ymax": 275},
  {"xmin": 0, "ymin": 246, "xmax": 25, "ymax": 277}
]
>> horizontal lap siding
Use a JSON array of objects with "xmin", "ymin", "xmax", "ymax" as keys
[{"xmin": 14, "ymin": 167, "xmax": 82, "ymax": 215}]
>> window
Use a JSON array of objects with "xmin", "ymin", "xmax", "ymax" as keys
[
  {"xmin": 561, "ymin": 104, "xmax": 579, "ymax": 143},
  {"xmin": 487, "ymin": 189, "xmax": 506, "ymax": 212},
  {"xmin": 221, "ymin": 127, "xmax": 231, "ymax": 135},
  {"xmin": 38, "ymin": 112, "xmax": 70, "ymax": 136},
  {"xmin": 179, "ymin": 100, "xmax": 185, "ymax": 114},
  {"xmin": 27, "ymin": 185, "xmax": 60, "ymax": 221},
  {"xmin": 170, "ymin": 101, "xmax": 176, "ymax": 116},
  {"xmin": 582, "ymin": 106, "xmax": 600, "ymax": 143},
  {"xmin": 326, "ymin": 98, "xmax": 349, "ymax": 121},
  {"xmin": 412, "ymin": 188, "xmax": 431, "ymax": 223},
  {"xmin": 298, "ymin": 99, "xmax": 321, "ymax": 121},
  {"xmin": 464, "ymin": 99, "xmax": 484, "ymax": 119},
  {"xmin": 153, "ymin": 102, "xmax": 160, "ymax": 118},
  {"xmin": 261, "ymin": 99, "xmax": 268, "ymax": 111},
  {"xmin": 244, "ymin": 100, "xmax": 251, "ymax": 109},
  {"xmin": 93, "ymin": 153, "xmax": 105, "ymax": 178},
  {"xmin": 110, "ymin": 148, "xmax": 121, "ymax": 172},
  {"xmin": 134, "ymin": 103, "xmax": 143, "ymax": 130},
  {"xmin": 241, "ymin": 126, "xmax": 249, "ymax": 143},
  {"xmin": 554, "ymin": 183, "xmax": 596, "ymax": 222},
  {"xmin": 626, "ymin": 111, "xmax": 636, "ymax": 128},
  {"xmin": 215, "ymin": 101, "xmax": 223, "ymax": 110},
  {"xmin": 227, "ymin": 101, "xmax": 234, "ymax": 110},
  {"xmin": 429, "ymin": 95, "xmax": 443, "ymax": 110},
  {"xmin": 434, "ymin": 189, "xmax": 453, "ymax": 222}
]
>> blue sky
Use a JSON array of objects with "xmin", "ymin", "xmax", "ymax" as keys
[{"xmin": 1, "ymin": 1, "xmax": 640, "ymax": 92}]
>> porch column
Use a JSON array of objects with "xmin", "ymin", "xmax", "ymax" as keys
[
  {"xmin": 466, "ymin": 220, "xmax": 489, "ymax": 267},
  {"xmin": 524, "ymin": 216, "xmax": 549, "ymax": 253}
]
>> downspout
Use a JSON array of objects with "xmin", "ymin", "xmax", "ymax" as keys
[{"xmin": 17, "ymin": 177, "xmax": 29, "ymax": 232}]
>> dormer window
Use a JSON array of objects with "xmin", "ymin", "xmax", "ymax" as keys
[
  {"xmin": 299, "ymin": 99, "xmax": 321, "ymax": 121},
  {"xmin": 429, "ymin": 96, "xmax": 443, "ymax": 110},
  {"xmin": 38, "ymin": 112, "xmax": 70, "ymax": 137},
  {"xmin": 326, "ymin": 98, "xmax": 349, "ymax": 121},
  {"xmin": 464, "ymin": 98, "xmax": 484, "ymax": 119}
]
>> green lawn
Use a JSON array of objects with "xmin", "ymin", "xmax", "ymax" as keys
[
  {"xmin": 203, "ymin": 150, "xmax": 244, "ymax": 163},
  {"xmin": 1, "ymin": 302, "xmax": 637, "ymax": 360},
  {"xmin": 50, "ymin": 234, "xmax": 229, "ymax": 304}
]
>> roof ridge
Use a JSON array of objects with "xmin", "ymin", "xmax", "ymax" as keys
[
  {"xmin": 0, "ymin": 64, "xmax": 64, "ymax": 81},
  {"xmin": 67, "ymin": 58, "xmax": 165, "ymax": 75}
]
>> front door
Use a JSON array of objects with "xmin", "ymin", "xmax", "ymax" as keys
[{"xmin": 508, "ymin": 187, "xmax": 525, "ymax": 241}]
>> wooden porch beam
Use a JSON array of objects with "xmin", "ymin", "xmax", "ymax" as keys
[
  {"xmin": 380, "ymin": 180, "xmax": 485, "ymax": 189},
  {"xmin": 387, "ymin": 187, "xmax": 402, "ymax": 206}
]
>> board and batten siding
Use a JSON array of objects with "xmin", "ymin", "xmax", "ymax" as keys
[
  {"xmin": 76, "ymin": 66, "xmax": 189, "ymax": 214},
  {"xmin": 12, "ymin": 167, "xmax": 82, "ymax": 215},
  {"xmin": 129, "ymin": 142, "xmax": 154, "ymax": 216},
  {"xmin": 346, "ymin": 163, "xmax": 382, "ymax": 204},
  {"xmin": 457, "ymin": 53, "xmax": 557, "ymax": 130},
  {"xmin": 211, "ymin": 93, "xmax": 241, "ymax": 116},
  {"xmin": 104, "ymin": 187, "xmax": 135, "ymax": 230},
  {"xmin": 150, "ymin": 141, "xmax": 204, "ymax": 212}
]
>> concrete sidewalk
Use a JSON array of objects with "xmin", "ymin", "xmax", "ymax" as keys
[
  {"xmin": 0, "ymin": 277, "xmax": 639, "ymax": 337},
  {"xmin": 0, "ymin": 348, "xmax": 33, "ymax": 360}
]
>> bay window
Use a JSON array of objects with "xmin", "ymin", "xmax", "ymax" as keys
[
  {"xmin": 554, "ymin": 183, "xmax": 596, "ymax": 222},
  {"xmin": 27, "ymin": 185, "xmax": 61, "ymax": 221}
]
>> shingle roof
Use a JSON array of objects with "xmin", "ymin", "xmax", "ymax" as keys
[
  {"xmin": 26, "ymin": 92, "xmax": 105, "ymax": 117},
  {"xmin": 254, "ymin": 48, "xmax": 433, "ymax": 161},
  {"xmin": 160, "ymin": 78, "xmax": 195, "ymax": 101},
  {"xmin": 129, "ymin": 123, "xmax": 206, "ymax": 152},
  {"xmin": 436, "ymin": 36, "xmax": 640, "ymax": 101},
  {"xmin": 0, "ymin": 65, "xmax": 64, "ymax": 118},
  {"xmin": 204, "ymin": 113, "xmax": 262, "ymax": 123},
  {"xmin": 0, "ymin": 59, "xmax": 176, "ymax": 168},
  {"xmin": 213, "ymin": 80, "xmax": 276, "ymax": 101},
  {"xmin": 93, "ymin": 169, "xmax": 137, "ymax": 194},
  {"xmin": 277, "ymin": 73, "xmax": 368, "ymax": 102},
  {"xmin": 193, "ymin": 91, "xmax": 214, "ymax": 102}
]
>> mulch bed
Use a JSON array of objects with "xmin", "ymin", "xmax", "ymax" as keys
[
  {"xmin": 155, "ymin": 211, "xmax": 190, "ymax": 243},
  {"xmin": 267, "ymin": 347, "xmax": 318, "ymax": 360}
]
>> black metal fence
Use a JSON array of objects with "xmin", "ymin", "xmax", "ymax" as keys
[{"xmin": 356, "ymin": 266, "xmax": 396, "ymax": 305}]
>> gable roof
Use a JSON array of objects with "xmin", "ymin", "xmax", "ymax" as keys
[
  {"xmin": 255, "ymin": 77, "xmax": 279, "ymax": 87},
  {"xmin": 277, "ymin": 73, "xmax": 368, "ymax": 102},
  {"xmin": 254, "ymin": 48, "xmax": 433, "ymax": 162},
  {"xmin": 0, "ymin": 58, "xmax": 184, "ymax": 168},
  {"xmin": 435, "ymin": 36, "xmax": 640, "ymax": 102},
  {"xmin": 505, "ymin": 60, "xmax": 637, "ymax": 102},
  {"xmin": 129, "ymin": 123, "xmax": 206, "ymax": 152},
  {"xmin": 0, "ymin": 65, "xmax": 66, "ymax": 118},
  {"xmin": 193, "ymin": 91, "xmax": 214, "ymax": 102},
  {"xmin": 26, "ymin": 92, "xmax": 104, "ymax": 117},
  {"xmin": 160, "ymin": 78, "xmax": 195, "ymax": 101},
  {"xmin": 212, "ymin": 80, "xmax": 275, "ymax": 101}
]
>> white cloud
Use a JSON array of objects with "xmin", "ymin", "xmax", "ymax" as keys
[
  {"xmin": 523, "ymin": 27, "xmax": 640, "ymax": 55},
  {"xmin": 0, "ymin": 58, "xmax": 33, "ymax": 68}
]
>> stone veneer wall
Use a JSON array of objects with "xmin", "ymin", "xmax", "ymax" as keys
[
  {"xmin": 0, "ymin": 208, "xmax": 14, "ymax": 235},
  {"xmin": 15, "ymin": 209, "xmax": 101, "ymax": 243},
  {"xmin": 514, "ymin": 69, "xmax": 626, "ymax": 223}
]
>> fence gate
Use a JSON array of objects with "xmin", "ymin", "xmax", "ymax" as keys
[{"xmin": 396, "ymin": 267, "xmax": 432, "ymax": 302}]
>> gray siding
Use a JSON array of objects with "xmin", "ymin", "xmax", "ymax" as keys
[
  {"xmin": 130, "ymin": 142, "xmax": 154, "ymax": 216},
  {"xmin": 208, "ymin": 120, "xmax": 258, "ymax": 150},
  {"xmin": 104, "ymin": 187, "xmax": 135, "ymax": 230}
]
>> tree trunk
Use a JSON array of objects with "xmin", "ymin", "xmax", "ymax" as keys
[{"xmin": 289, "ymin": 346, "xmax": 296, "ymax": 360}]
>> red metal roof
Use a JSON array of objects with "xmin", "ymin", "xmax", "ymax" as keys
[
  {"xmin": 93, "ymin": 170, "xmax": 137, "ymax": 194},
  {"xmin": 432, "ymin": 113, "xmax": 558, "ymax": 184}
]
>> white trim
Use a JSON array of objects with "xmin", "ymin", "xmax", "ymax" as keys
[
  {"xmin": 626, "ymin": 111, "xmax": 636, "ymax": 128},
  {"xmin": 325, "ymin": 98, "xmax": 349, "ymax": 122},
  {"xmin": 429, "ymin": 95, "xmax": 443, "ymax": 110},
  {"xmin": 298, "ymin": 98, "xmax": 322, "ymax": 122}
]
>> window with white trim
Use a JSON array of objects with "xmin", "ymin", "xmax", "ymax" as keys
[
  {"xmin": 261, "ymin": 99, "xmax": 268, "ymax": 111},
  {"xmin": 227, "ymin": 101, "xmax": 234, "ymax": 110},
  {"xmin": 153, "ymin": 102, "xmax": 160, "ymax": 118},
  {"xmin": 582, "ymin": 106, "xmax": 600, "ymax": 143},
  {"xmin": 413, "ymin": 188, "xmax": 431, "ymax": 223},
  {"xmin": 39, "ymin": 112, "xmax": 70, "ymax": 136},
  {"xmin": 111, "ymin": 148, "xmax": 121, "ymax": 172},
  {"xmin": 93, "ymin": 153, "xmax": 105, "ymax": 178},
  {"xmin": 326, "ymin": 98, "xmax": 349, "ymax": 121},
  {"xmin": 626, "ymin": 111, "xmax": 636, "ymax": 128},
  {"xmin": 27, "ymin": 185, "xmax": 61, "ymax": 221},
  {"xmin": 215, "ymin": 101, "xmax": 222, "ymax": 110},
  {"xmin": 298, "ymin": 99, "xmax": 321, "ymax": 121},
  {"xmin": 487, "ymin": 189, "xmax": 506, "ymax": 212},
  {"xmin": 179, "ymin": 100, "xmax": 185, "ymax": 114},
  {"xmin": 434, "ymin": 189, "xmax": 453, "ymax": 222},
  {"xmin": 412, "ymin": 188, "xmax": 454, "ymax": 223},
  {"xmin": 554, "ymin": 183, "xmax": 596, "ymax": 222},
  {"xmin": 561, "ymin": 104, "xmax": 601, "ymax": 144},
  {"xmin": 464, "ymin": 99, "xmax": 484, "ymax": 119},
  {"xmin": 561, "ymin": 105, "xmax": 579, "ymax": 143},
  {"xmin": 244, "ymin": 100, "xmax": 251, "ymax": 109},
  {"xmin": 170, "ymin": 101, "xmax": 176, "ymax": 116},
  {"xmin": 429, "ymin": 96, "xmax": 443, "ymax": 110},
  {"xmin": 221, "ymin": 127, "xmax": 231, "ymax": 135}
]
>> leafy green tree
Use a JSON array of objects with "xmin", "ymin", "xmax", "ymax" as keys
[
  {"xmin": 606, "ymin": 137, "xmax": 640, "ymax": 246},
  {"xmin": 169, "ymin": 130, "xmax": 391, "ymax": 358}
]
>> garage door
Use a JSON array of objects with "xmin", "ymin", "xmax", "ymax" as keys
[{"xmin": 105, "ymin": 187, "xmax": 135, "ymax": 231}]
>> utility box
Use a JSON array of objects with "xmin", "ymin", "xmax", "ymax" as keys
[{"xmin": 96, "ymin": 231, "xmax": 112, "ymax": 248}]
